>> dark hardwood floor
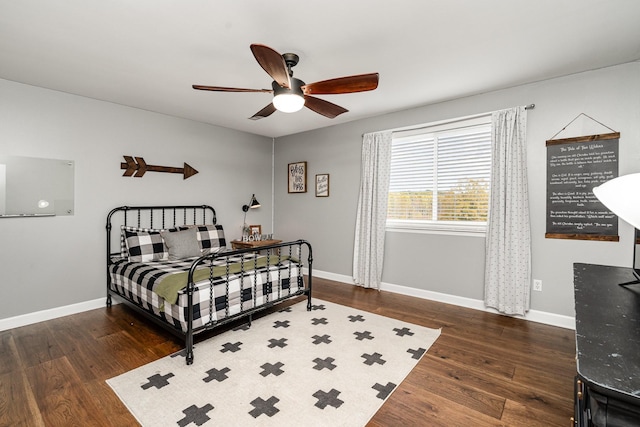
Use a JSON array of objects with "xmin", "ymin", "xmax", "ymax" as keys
[{"xmin": 0, "ymin": 277, "xmax": 576, "ymax": 426}]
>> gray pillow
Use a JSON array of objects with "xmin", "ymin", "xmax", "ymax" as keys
[{"xmin": 160, "ymin": 227, "xmax": 201, "ymax": 260}]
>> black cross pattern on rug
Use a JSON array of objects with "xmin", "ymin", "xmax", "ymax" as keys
[
  {"xmin": 203, "ymin": 367, "xmax": 230, "ymax": 383},
  {"xmin": 249, "ymin": 396, "xmax": 280, "ymax": 418},
  {"xmin": 170, "ymin": 349, "xmax": 187, "ymax": 359},
  {"xmin": 141, "ymin": 372, "xmax": 174, "ymax": 390},
  {"xmin": 278, "ymin": 306, "xmax": 293, "ymax": 313},
  {"xmin": 393, "ymin": 327, "xmax": 414, "ymax": 337},
  {"xmin": 354, "ymin": 330, "xmax": 374, "ymax": 341},
  {"xmin": 313, "ymin": 388, "xmax": 344, "ymax": 409},
  {"xmin": 311, "ymin": 304, "xmax": 326, "ymax": 311},
  {"xmin": 273, "ymin": 320, "xmax": 290, "ymax": 328},
  {"xmin": 311, "ymin": 334, "xmax": 332, "ymax": 345},
  {"xmin": 312, "ymin": 356, "xmax": 337, "ymax": 371},
  {"xmin": 260, "ymin": 361, "xmax": 285, "ymax": 377},
  {"xmin": 372, "ymin": 382, "xmax": 397, "ymax": 400},
  {"xmin": 311, "ymin": 317, "xmax": 328, "ymax": 325},
  {"xmin": 348, "ymin": 314, "xmax": 365, "ymax": 322},
  {"xmin": 177, "ymin": 403, "xmax": 214, "ymax": 427},
  {"xmin": 220, "ymin": 341, "xmax": 243, "ymax": 353},
  {"xmin": 407, "ymin": 347, "xmax": 426, "ymax": 360},
  {"xmin": 361, "ymin": 352, "xmax": 386, "ymax": 366},
  {"xmin": 268, "ymin": 338, "xmax": 288, "ymax": 348}
]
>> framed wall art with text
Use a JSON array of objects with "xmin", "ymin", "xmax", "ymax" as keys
[{"xmin": 288, "ymin": 161, "xmax": 307, "ymax": 193}]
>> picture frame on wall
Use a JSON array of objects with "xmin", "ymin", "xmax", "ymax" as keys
[
  {"xmin": 288, "ymin": 161, "xmax": 307, "ymax": 193},
  {"xmin": 315, "ymin": 174, "xmax": 330, "ymax": 197}
]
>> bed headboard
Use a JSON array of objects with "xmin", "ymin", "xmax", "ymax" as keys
[{"xmin": 106, "ymin": 205, "xmax": 216, "ymax": 260}]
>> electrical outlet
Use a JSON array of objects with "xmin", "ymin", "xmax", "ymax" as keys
[{"xmin": 533, "ymin": 279, "xmax": 543, "ymax": 292}]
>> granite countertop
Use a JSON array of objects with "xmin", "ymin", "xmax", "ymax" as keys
[{"xmin": 574, "ymin": 263, "xmax": 640, "ymax": 403}]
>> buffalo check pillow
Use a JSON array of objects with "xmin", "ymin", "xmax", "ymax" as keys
[
  {"xmin": 121, "ymin": 225, "xmax": 184, "ymax": 262},
  {"xmin": 123, "ymin": 228, "xmax": 167, "ymax": 262},
  {"xmin": 120, "ymin": 224, "xmax": 224, "ymax": 261},
  {"xmin": 193, "ymin": 225, "xmax": 226, "ymax": 254}
]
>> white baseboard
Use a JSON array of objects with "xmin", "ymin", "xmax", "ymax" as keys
[
  {"xmin": 0, "ymin": 297, "xmax": 112, "ymax": 332},
  {"xmin": 310, "ymin": 269, "xmax": 576, "ymax": 330},
  {"xmin": 1, "ymin": 269, "xmax": 575, "ymax": 332}
]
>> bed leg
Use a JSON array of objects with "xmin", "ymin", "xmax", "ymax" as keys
[
  {"xmin": 248, "ymin": 314, "xmax": 252, "ymax": 327},
  {"xmin": 186, "ymin": 328, "xmax": 194, "ymax": 365},
  {"xmin": 106, "ymin": 293, "xmax": 112, "ymax": 308},
  {"xmin": 305, "ymin": 242, "xmax": 313, "ymax": 311}
]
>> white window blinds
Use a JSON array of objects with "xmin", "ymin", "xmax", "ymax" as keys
[{"xmin": 387, "ymin": 117, "xmax": 492, "ymax": 233}]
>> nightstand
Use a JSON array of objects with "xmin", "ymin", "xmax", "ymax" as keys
[{"xmin": 231, "ymin": 239, "xmax": 283, "ymax": 254}]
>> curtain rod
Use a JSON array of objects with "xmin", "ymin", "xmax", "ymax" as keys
[{"xmin": 363, "ymin": 104, "xmax": 535, "ymax": 136}]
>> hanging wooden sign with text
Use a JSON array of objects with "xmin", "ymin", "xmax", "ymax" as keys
[{"xmin": 545, "ymin": 133, "xmax": 619, "ymax": 241}]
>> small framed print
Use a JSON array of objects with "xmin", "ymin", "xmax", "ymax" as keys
[
  {"xmin": 288, "ymin": 161, "xmax": 307, "ymax": 193},
  {"xmin": 249, "ymin": 224, "xmax": 262, "ymax": 236},
  {"xmin": 315, "ymin": 174, "xmax": 330, "ymax": 197}
]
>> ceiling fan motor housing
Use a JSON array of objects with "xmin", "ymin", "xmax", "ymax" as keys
[{"xmin": 272, "ymin": 78, "xmax": 304, "ymax": 96}]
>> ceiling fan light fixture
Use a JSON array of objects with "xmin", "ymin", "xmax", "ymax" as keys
[
  {"xmin": 272, "ymin": 78, "xmax": 305, "ymax": 113},
  {"xmin": 273, "ymin": 93, "xmax": 305, "ymax": 113}
]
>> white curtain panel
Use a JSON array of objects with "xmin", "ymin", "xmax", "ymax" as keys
[
  {"xmin": 484, "ymin": 106, "xmax": 531, "ymax": 315},
  {"xmin": 353, "ymin": 131, "xmax": 392, "ymax": 290}
]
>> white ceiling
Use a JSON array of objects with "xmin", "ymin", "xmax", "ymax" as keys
[{"xmin": 1, "ymin": 1, "xmax": 639, "ymax": 138}]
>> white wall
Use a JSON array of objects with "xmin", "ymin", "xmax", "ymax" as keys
[
  {"xmin": 0, "ymin": 164, "xmax": 5, "ymax": 214},
  {"xmin": 274, "ymin": 62, "xmax": 640, "ymax": 319},
  {"xmin": 0, "ymin": 79, "xmax": 273, "ymax": 321}
]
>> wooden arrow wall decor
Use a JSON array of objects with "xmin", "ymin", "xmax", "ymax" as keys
[{"xmin": 120, "ymin": 156, "xmax": 199, "ymax": 180}]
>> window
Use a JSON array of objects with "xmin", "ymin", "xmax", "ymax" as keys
[{"xmin": 387, "ymin": 116, "xmax": 492, "ymax": 235}]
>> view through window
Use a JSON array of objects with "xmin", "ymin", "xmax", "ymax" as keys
[{"xmin": 387, "ymin": 116, "xmax": 492, "ymax": 234}]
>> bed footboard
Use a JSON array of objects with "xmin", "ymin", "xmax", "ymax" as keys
[{"xmin": 184, "ymin": 240, "xmax": 313, "ymax": 364}]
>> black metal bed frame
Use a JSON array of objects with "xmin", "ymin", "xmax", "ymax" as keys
[{"xmin": 106, "ymin": 205, "xmax": 312, "ymax": 364}]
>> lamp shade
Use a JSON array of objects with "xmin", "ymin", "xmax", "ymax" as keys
[
  {"xmin": 249, "ymin": 194, "xmax": 261, "ymax": 209},
  {"xmin": 593, "ymin": 173, "xmax": 640, "ymax": 230},
  {"xmin": 242, "ymin": 194, "xmax": 261, "ymax": 213},
  {"xmin": 273, "ymin": 93, "xmax": 305, "ymax": 113}
]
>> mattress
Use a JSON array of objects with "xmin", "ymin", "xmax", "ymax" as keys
[{"xmin": 108, "ymin": 252, "xmax": 305, "ymax": 333}]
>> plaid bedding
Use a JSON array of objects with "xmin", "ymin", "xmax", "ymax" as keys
[{"xmin": 108, "ymin": 252, "xmax": 305, "ymax": 333}]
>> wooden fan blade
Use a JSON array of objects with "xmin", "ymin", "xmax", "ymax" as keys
[
  {"xmin": 249, "ymin": 103, "xmax": 277, "ymax": 120},
  {"xmin": 302, "ymin": 73, "xmax": 379, "ymax": 95},
  {"xmin": 250, "ymin": 44, "xmax": 291, "ymax": 88},
  {"xmin": 192, "ymin": 85, "xmax": 272, "ymax": 93},
  {"xmin": 304, "ymin": 96, "xmax": 348, "ymax": 119}
]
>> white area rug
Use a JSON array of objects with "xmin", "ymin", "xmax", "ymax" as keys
[{"xmin": 107, "ymin": 300, "xmax": 441, "ymax": 426}]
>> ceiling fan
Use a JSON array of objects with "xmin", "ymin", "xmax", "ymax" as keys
[{"xmin": 192, "ymin": 44, "xmax": 379, "ymax": 120}]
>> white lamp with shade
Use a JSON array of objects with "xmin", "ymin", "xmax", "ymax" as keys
[{"xmin": 593, "ymin": 173, "xmax": 640, "ymax": 284}]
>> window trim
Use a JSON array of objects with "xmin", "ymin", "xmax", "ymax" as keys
[{"xmin": 386, "ymin": 218, "xmax": 487, "ymax": 237}]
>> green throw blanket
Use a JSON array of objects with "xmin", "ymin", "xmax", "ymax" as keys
[{"xmin": 155, "ymin": 255, "xmax": 295, "ymax": 304}]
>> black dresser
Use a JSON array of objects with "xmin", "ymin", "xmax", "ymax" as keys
[{"xmin": 574, "ymin": 263, "xmax": 640, "ymax": 426}]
